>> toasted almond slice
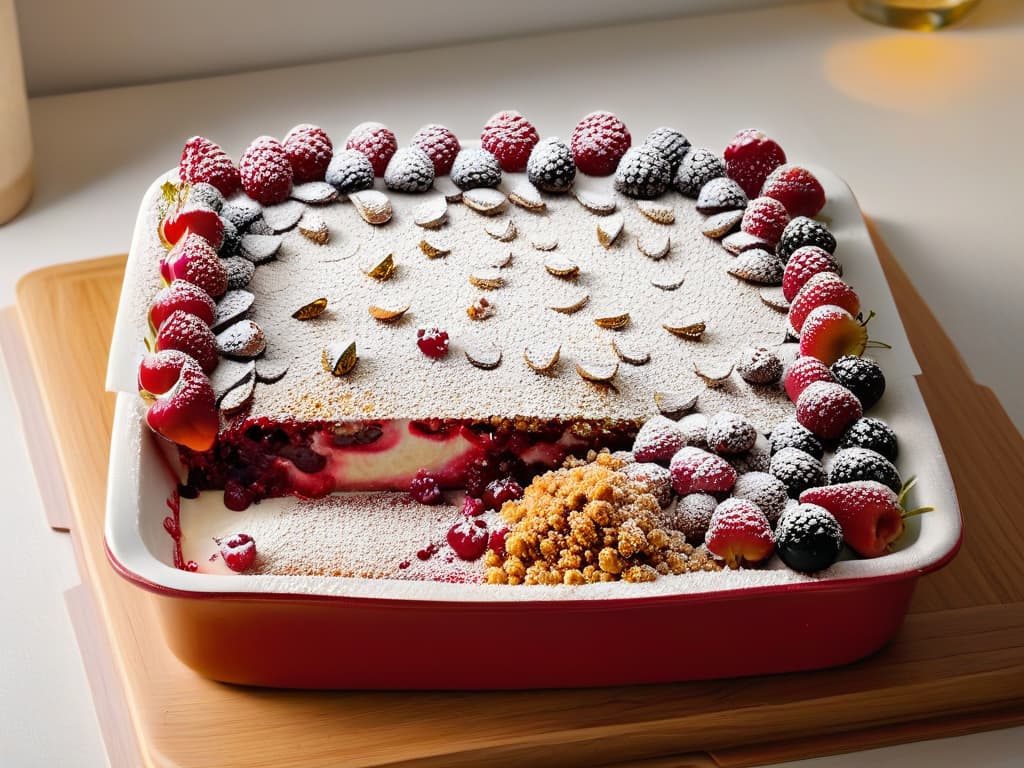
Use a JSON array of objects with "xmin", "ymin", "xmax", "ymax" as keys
[
  {"xmin": 636, "ymin": 199, "xmax": 675, "ymax": 224},
  {"xmin": 349, "ymin": 190, "xmax": 393, "ymax": 225},
  {"xmin": 322, "ymin": 340, "xmax": 357, "ymax": 376},
  {"xmin": 694, "ymin": 361, "xmax": 734, "ymax": 388},
  {"xmin": 362, "ymin": 253, "xmax": 396, "ymax": 281},
  {"xmin": 759, "ymin": 286, "xmax": 790, "ymax": 312},
  {"xmin": 576, "ymin": 359, "xmax": 618, "ymax": 383},
  {"xmin": 419, "ymin": 234, "xmax": 452, "ymax": 258},
  {"xmin": 433, "ymin": 176, "xmax": 463, "ymax": 203},
  {"xmin": 594, "ymin": 311, "xmax": 630, "ymax": 330},
  {"xmin": 524, "ymin": 342, "xmax": 561, "ymax": 372},
  {"xmin": 466, "ymin": 296, "xmax": 495, "ymax": 321},
  {"xmin": 488, "ymin": 251, "xmax": 514, "ymax": 269},
  {"xmin": 531, "ymin": 235, "xmax": 558, "ymax": 251},
  {"xmin": 413, "ymin": 196, "xmax": 448, "ymax": 229},
  {"xmin": 216, "ymin": 319, "xmax": 266, "ymax": 358},
  {"xmin": 637, "ymin": 232, "xmax": 671, "ymax": 260},
  {"xmin": 485, "ymin": 218, "xmax": 517, "ymax": 242},
  {"xmin": 597, "ymin": 213, "xmax": 624, "ymax": 248},
  {"xmin": 469, "ymin": 269, "xmax": 504, "ymax": 290},
  {"xmin": 291, "ymin": 182, "xmax": 339, "ymax": 205},
  {"xmin": 663, "ymin": 317, "xmax": 706, "ymax": 339},
  {"xmin": 544, "ymin": 255, "xmax": 579, "ymax": 278},
  {"xmin": 262, "ymin": 199, "xmax": 305, "ymax": 232},
  {"xmin": 654, "ymin": 390, "xmax": 699, "ymax": 418},
  {"xmin": 220, "ymin": 372, "xmax": 255, "ymax": 416},
  {"xmin": 702, "ymin": 209, "xmax": 743, "ymax": 239},
  {"xmin": 575, "ymin": 188, "xmax": 617, "ymax": 215},
  {"xmin": 211, "ymin": 359, "xmax": 256, "ymax": 404},
  {"xmin": 368, "ymin": 302, "xmax": 410, "ymax": 322},
  {"xmin": 611, "ymin": 338, "xmax": 650, "ymax": 365},
  {"xmin": 247, "ymin": 218, "xmax": 274, "ymax": 236},
  {"xmin": 464, "ymin": 340, "xmax": 502, "ymax": 370},
  {"xmin": 548, "ymin": 290, "xmax": 590, "ymax": 314},
  {"xmin": 462, "ymin": 187, "xmax": 507, "ymax": 215},
  {"xmin": 291, "ymin": 297, "xmax": 327, "ymax": 321},
  {"xmin": 722, "ymin": 231, "xmax": 771, "ymax": 255},
  {"xmin": 298, "ymin": 211, "xmax": 329, "ymax": 244},
  {"xmin": 728, "ymin": 249, "xmax": 784, "ymax": 285},
  {"xmin": 240, "ymin": 234, "xmax": 282, "ymax": 264},
  {"xmin": 509, "ymin": 181, "xmax": 545, "ymax": 211},
  {"xmin": 651, "ymin": 272, "xmax": 685, "ymax": 291},
  {"xmin": 212, "ymin": 290, "xmax": 255, "ymax": 332},
  {"xmin": 255, "ymin": 359, "xmax": 289, "ymax": 384}
]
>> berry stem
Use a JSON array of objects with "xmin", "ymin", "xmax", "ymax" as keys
[
  {"xmin": 898, "ymin": 476, "xmax": 935, "ymax": 518},
  {"xmin": 858, "ymin": 310, "xmax": 893, "ymax": 350}
]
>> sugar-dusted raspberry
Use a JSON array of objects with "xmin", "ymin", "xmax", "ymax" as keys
[
  {"xmin": 239, "ymin": 135, "xmax": 293, "ymax": 205},
  {"xmin": 674, "ymin": 493, "xmax": 718, "ymax": 544},
  {"xmin": 669, "ymin": 446, "xmax": 737, "ymax": 495},
  {"xmin": 219, "ymin": 533, "xmax": 256, "ymax": 572},
  {"xmin": 705, "ymin": 498, "xmax": 775, "ymax": 569},
  {"xmin": 345, "ymin": 121, "xmax": 398, "ymax": 177},
  {"xmin": 416, "ymin": 327, "xmax": 449, "ymax": 358},
  {"xmin": 410, "ymin": 123, "xmax": 461, "ymax": 175},
  {"xmin": 571, "ymin": 111, "xmax": 632, "ymax": 176},
  {"xmin": 762, "ymin": 164, "xmax": 826, "ymax": 218},
  {"xmin": 482, "ymin": 477, "xmax": 524, "ymax": 511},
  {"xmin": 741, "ymin": 196, "xmax": 790, "ymax": 246},
  {"xmin": 782, "ymin": 245, "xmax": 842, "ymax": 302},
  {"xmin": 149, "ymin": 279, "xmax": 216, "ymax": 331},
  {"xmin": 614, "ymin": 146, "xmax": 671, "ymax": 200},
  {"xmin": 409, "ymin": 469, "xmax": 443, "ymax": 505},
  {"xmin": 283, "ymin": 124, "xmax": 333, "ymax": 183},
  {"xmin": 480, "ymin": 110, "xmax": 540, "ymax": 172},
  {"xmin": 155, "ymin": 310, "xmax": 219, "ymax": 374},
  {"xmin": 161, "ymin": 233, "xmax": 228, "ymax": 299},
  {"xmin": 461, "ymin": 496, "xmax": 486, "ymax": 517},
  {"xmin": 795, "ymin": 381, "xmax": 863, "ymax": 441},
  {"xmin": 784, "ymin": 356, "xmax": 835, "ymax": 403},
  {"xmin": 179, "ymin": 136, "xmax": 240, "ymax": 197},
  {"xmin": 619, "ymin": 462, "xmax": 673, "ymax": 508},
  {"xmin": 723, "ymin": 128, "xmax": 787, "ymax": 199},
  {"xmin": 632, "ymin": 415, "xmax": 685, "ymax": 464},
  {"xmin": 447, "ymin": 517, "xmax": 489, "ymax": 561}
]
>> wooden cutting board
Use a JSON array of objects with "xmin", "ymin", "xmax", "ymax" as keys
[{"xmin": 8, "ymin": 224, "xmax": 1024, "ymax": 768}]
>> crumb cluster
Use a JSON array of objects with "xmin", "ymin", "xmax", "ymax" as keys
[{"xmin": 485, "ymin": 452, "xmax": 719, "ymax": 585}]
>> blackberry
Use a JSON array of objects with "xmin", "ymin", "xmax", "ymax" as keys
[
  {"xmin": 325, "ymin": 149, "xmax": 375, "ymax": 194},
  {"xmin": 706, "ymin": 411, "xmax": 757, "ymax": 455},
  {"xmin": 830, "ymin": 355, "xmax": 886, "ymax": 410},
  {"xmin": 450, "ymin": 147, "xmax": 502, "ymax": 190},
  {"xmin": 695, "ymin": 177, "xmax": 748, "ymax": 214},
  {"xmin": 770, "ymin": 447, "xmax": 826, "ymax": 498},
  {"xmin": 777, "ymin": 216, "xmax": 837, "ymax": 263},
  {"xmin": 383, "ymin": 147, "xmax": 435, "ymax": 193},
  {"xmin": 768, "ymin": 418, "xmax": 824, "ymax": 460},
  {"xmin": 673, "ymin": 147, "xmax": 725, "ymax": 198},
  {"xmin": 775, "ymin": 503, "xmax": 844, "ymax": 573},
  {"xmin": 220, "ymin": 255, "xmax": 254, "ymax": 290},
  {"xmin": 526, "ymin": 137, "xmax": 576, "ymax": 193},
  {"xmin": 218, "ymin": 217, "xmax": 240, "ymax": 257},
  {"xmin": 839, "ymin": 417, "xmax": 898, "ymax": 461},
  {"xmin": 220, "ymin": 198, "xmax": 262, "ymax": 232},
  {"xmin": 732, "ymin": 471, "xmax": 789, "ymax": 526},
  {"xmin": 186, "ymin": 182, "xmax": 224, "ymax": 212},
  {"xmin": 828, "ymin": 447, "xmax": 901, "ymax": 493},
  {"xmin": 614, "ymin": 146, "xmax": 671, "ymax": 200},
  {"xmin": 643, "ymin": 127, "xmax": 690, "ymax": 171}
]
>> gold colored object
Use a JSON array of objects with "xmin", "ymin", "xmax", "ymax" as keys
[
  {"xmin": 323, "ymin": 341, "xmax": 357, "ymax": 377},
  {"xmin": 594, "ymin": 312, "xmax": 630, "ymax": 330},
  {"xmin": 362, "ymin": 254, "xmax": 396, "ymax": 281},
  {"xmin": 848, "ymin": 0, "xmax": 980, "ymax": 31},
  {"xmin": 292, "ymin": 298, "xmax": 328, "ymax": 320},
  {"xmin": 368, "ymin": 302, "xmax": 409, "ymax": 322}
]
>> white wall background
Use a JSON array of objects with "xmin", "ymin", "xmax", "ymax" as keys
[{"xmin": 15, "ymin": 0, "xmax": 809, "ymax": 96}]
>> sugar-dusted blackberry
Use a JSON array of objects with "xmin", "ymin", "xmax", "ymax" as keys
[
  {"xmin": 828, "ymin": 447, "xmax": 902, "ymax": 493},
  {"xmin": 643, "ymin": 127, "xmax": 690, "ymax": 171},
  {"xmin": 526, "ymin": 137, "xmax": 576, "ymax": 193},
  {"xmin": 614, "ymin": 146, "xmax": 671, "ymax": 200},
  {"xmin": 770, "ymin": 447, "xmax": 826, "ymax": 498},
  {"xmin": 768, "ymin": 418, "xmax": 824, "ymax": 459},
  {"xmin": 839, "ymin": 417, "xmax": 899, "ymax": 461},
  {"xmin": 220, "ymin": 255, "xmax": 254, "ymax": 290},
  {"xmin": 186, "ymin": 182, "xmax": 225, "ymax": 212},
  {"xmin": 383, "ymin": 147, "xmax": 435, "ymax": 193},
  {"xmin": 325, "ymin": 149, "xmax": 375, "ymax": 194},
  {"xmin": 777, "ymin": 216, "xmax": 837, "ymax": 263},
  {"xmin": 220, "ymin": 197, "xmax": 262, "ymax": 232},
  {"xmin": 218, "ymin": 217, "xmax": 240, "ymax": 257},
  {"xmin": 732, "ymin": 471, "xmax": 789, "ymax": 526},
  {"xmin": 673, "ymin": 147, "xmax": 725, "ymax": 198},
  {"xmin": 775, "ymin": 503, "xmax": 843, "ymax": 573},
  {"xmin": 830, "ymin": 355, "xmax": 886, "ymax": 411},
  {"xmin": 450, "ymin": 147, "xmax": 502, "ymax": 190}
]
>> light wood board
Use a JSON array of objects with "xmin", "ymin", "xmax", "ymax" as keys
[{"xmin": 9, "ymin": 225, "xmax": 1024, "ymax": 767}]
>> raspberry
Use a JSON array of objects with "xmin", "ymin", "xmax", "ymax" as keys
[
  {"xmin": 161, "ymin": 233, "xmax": 229, "ymax": 299},
  {"xmin": 325, "ymin": 149, "xmax": 375, "ymax": 194},
  {"xmin": 770, "ymin": 447, "xmax": 827, "ymax": 498},
  {"xmin": 782, "ymin": 245, "xmax": 842, "ymax": 302},
  {"xmin": 570, "ymin": 111, "xmax": 631, "ymax": 176},
  {"xmin": 724, "ymin": 128, "xmax": 787, "ymax": 199},
  {"xmin": 179, "ymin": 136, "xmax": 240, "ymax": 197},
  {"xmin": 447, "ymin": 517, "xmax": 489, "ymax": 561},
  {"xmin": 283, "ymin": 124, "xmax": 333, "ymax": 183},
  {"xmin": 481, "ymin": 477, "xmax": 523, "ymax": 511},
  {"xmin": 788, "ymin": 273, "xmax": 860, "ymax": 334},
  {"xmin": 669, "ymin": 446, "xmax": 738, "ymax": 496},
  {"xmin": 410, "ymin": 123, "xmax": 461, "ymax": 175},
  {"xmin": 796, "ymin": 381, "xmax": 864, "ymax": 441},
  {"xmin": 219, "ymin": 533, "xmax": 257, "ymax": 572},
  {"xmin": 632, "ymin": 415, "xmax": 685, "ymax": 464},
  {"xmin": 830, "ymin": 355, "xmax": 886, "ymax": 411},
  {"xmin": 785, "ymin": 356, "xmax": 835, "ymax": 403},
  {"xmin": 383, "ymin": 147, "xmax": 435, "ymax": 193},
  {"xmin": 706, "ymin": 412, "xmax": 757, "ymax": 455},
  {"xmin": 762, "ymin": 164, "xmax": 826, "ymax": 218},
  {"xmin": 769, "ymin": 418, "xmax": 824, "ymax": 460},
  {"xmin": 345, "ymin": 121, "xmax": 398, "ymax": 177},
  {"xmin": 839, "ymin": 417, "xmax": 898, "ymax": 461},
  {"xmin": 673, "ymin": 147, "xmax": 725, "ymax": 198},
  {"xmin": 643, "ymin": 127, "xmax": 690, "ymax": 171},
  {"xmin": 799, "ymin": 305, "xmax": 869, "ymax": 365},
  {"xmin": 461, "ymin": 496, "xmax": 486, "ymax": 517},
  {"xmin": 705, "ymin": 498, "xmax": 775, "ymax": 569},
  {"xmin": 829, "ymin": 447, "xmax": 902, "ymax": 494},
  {"xmin": 416, "ymin": 327, "xmax": 449, "ymax": 358},
  {"xmin": 408, "ymin": 469, "xmax": 443, "ymax": 505},
  {"xmin": 450, "ymin": 147, "xmax": 502, "ymax": 190},
  {"xmin": 775, "ymin": 504, "xmax": 843, "ymax": 573},
  {"xmin": 613, "ymin": 146, "xmax": 671, "ymax": 199},
  {"xmin": 239, "ymin": 136, "xmax": 293, "ymax": 205},
  {"xmin": 480, "ymin": 111, "xmax": 539, "ymax": 172},
  {"xmin": 155, "ymin": 310, "xmax": 219, "ymax": 374},
  {"xmin": 488, "ymin": 525, "xmax": 510, "ymax": 557},
  {"xmin": 777, "ymin": 217, "xmax": 837, "ymax": 264},
  {"xmin": 149, "ymin": 279, "xmax": 216, "ymax": 330},
  {"xmin": 526, "ymin": 137, "xmax": 576, "ymax": 193},
  {"xmin": 741, "ymin": 196, "xmax": 790, "ymax": 246}
]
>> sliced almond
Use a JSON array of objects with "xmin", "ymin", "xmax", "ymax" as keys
[
  {"xmin": 509, "ymin": 181, "xmax": 545, "ymax": 211},
  {"xmin": 220, "ymin": 372, "xmax": 255, "ymax": 416},
  {"xmin": 485, "ymin": 218, "xmax": 517, "ymax": 242},
  {"xmin": 548, "ymin": 291, "xmax": 590, "ymax": 314},
  {"xmin": 466, "ymin": 296, "xmax": 495, "ymax": 321},
  {"xmin": 322, "ymin": 341, "xmax": 357, "ymax": 377},
  {"xmin": 722, "ymin": 231, "xmax": 771, "ymax": 255},
  {"xmin": 413, "ymin": 196, "xmax": 448, "ymax": 229},
  {"xmin": 651, "ymin": 272, "xmax": 685, "ymax": 291},
  {"xmin": 212, "ymin": 290, "xmax": 255, "ymax": 332},
  {"xmin": 349, "ymin": 190, "xmax": 393, "ymax": 225},
  {"xmin": 216, "ymin": 319, "xmax": 266, "ymax": 358},
  {"xmin": 469, "ymin": 269, "xmax": 504, "ymax": 290},
  {"xmin": 262, "ymin": 200, "xmax": 305, "ymax": 232},
  {"xmin": 544, "ymin": 255, "xmax": 579, "ymax": 279},
  {"xmin": 663, "ymin": 317, "xmax": 706, "ymax": 339},
  {"xmin": 291, "ymin": 182, "xmax": 338, "ymax": 205},
  {"xmin": 362, "ymin": 253, "xmax": 396, "ymax": 281},
  {"xmin": 636, "ymin": 199, "xmax": 675, "ymax": 224},
  {"xmin": 654, "ymin": 390, "xmax": 699, "ymax": 418},
  {"xmin": 597, "ymin": 213, "xmax": 624, "ymax": 248},
  {"xmin": 637, "ymin": 232, "xmax": 671, "ymax": 260},
  {"xmin": 298, "ymin": 211, "xmax": 329, "ymax": 244},
  {"xmin": 487, "ymin": 251, "xmax": 514, "ymax": 269},
  {"xmin": 211, "ymin": 359, "xmax": 255, "ymax": 404},
  {"xmin": 464, "ymin": 340, "xmax": 502, "ymax": 370},
  {"xmin": 759, "ymin": 286, "xmax": 790, "ymax": 312},
  {"xmin": 728, "ymin": 249, "xmax": 784, "ymax": 285},
  {"xmin": 611, "ymin": 338, "xmax": 650, "ymax": 365},
  {"xmin": 240, "ymin": 234, "xmax": 282, "ymax": 264},
  {"xmin": 433, "ymin": 176, "xmax": 463, "ymax": 203},
  {"xmin": 292, "ymin": 297, "xmax": 328, "ymax": 320},
  {"xmin": 462, "ymin": 187, "xmax": 507, "ymax": 215},
  {"xmin": 254, "ymin": 359, "xmax": 289, "ymax": 384},
  {"xmin": 419, "ymin": 234, "xmax": 452, "ymax": 258},
  {"xmin": 524, "ymin": 342, "xmax": 561, "ymax": 372},
  {"xmin": 368, "ymin": 302, "xmax": 410, "ymax": 322},
  {"xmin": 594, "ymin": 311, "xmax": 630, "ymax": 330},
  {"xmin": 694, "ymin": 361, "xmax": 734, "ymax": 388},
  {"xmin": 247, "ymin": 218, "xmax": 274, "ymax": 236},
  {"xmin": 575, "ymin": 188, "xmax": 617, "ymax": 215},
  {"xmin": 701, "ymin": 209, "xmax": 743, "ymax": 239},
  {"xmin": 576, "ymin": 359, "xmax": 618, "ymax": 383}
]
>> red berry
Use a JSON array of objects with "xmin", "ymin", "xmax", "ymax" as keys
[
  {"xmin": 799, "ymin": 305, "xmax": 868, "ymax": 365},
  {"xmin": 800, "ymin": 481, "xmax": 908, "ymax": 558},
  {"xmin": 705, "ymin": 498, "xmax": 775, "ymax": 569},
  {"xmin": 480, "ymin": 111, "xmax": 539, "ymax": 172},
  {"xmin": 150, "ymin": 280, "xmax": 216, "ymax": 330},
  {"xmin": 669, "ymin": 447, "xmax": 737, "ymax": 496},
  {"xmin": 409, "ymin": 469, "xmax": 443, "ymax": 505},
  {"xmin": 411, "ymin": 123, "xmax": 461, "ymax": 175},
  {"xmin": 784, "ymin": 356, "xmax": 834, "ymax": 403},
  {"xmin": 481, "ymin": 477, "xmax": 523, "ymax": 511},
  {"xmin": 632, "ymin": 415, "xmax": 685, "ymax": 464},
  {"xmin": 488, "ymin": 525, "xmax": 510, "ymax": 558},
  {"xmin": 179, "ymin": 136, "xmax": 240, "ymax": 197},
  {"xmin": 570, "ymin": 111, "xmax": 632, "ymax": 176},
  {"xmin": 723, "ymin": 129, "xmax": 786, "ymax": 199},
  {"xmin": 345, "ymin": 121, "xmax": 397, "ymax": 177},
  {"xmin": 283, "ymin": 123, "xmax": 333, "ymax": 183},
  {"xmin": 740, "ymin": 196, "xmax": 790, "ymax": 246},
  {"xmin": 762, "ymin": 164, "xmax": 826, "ymax": 218},
  {"xmin": 783, "ymin": 245, "xmax": 842, "ymax": 303},
  {"xmin": 788, "ymin": 272, "xmax": 860, "ymax": 333},
  {"xmin": 796, "ymin": 381, "xmax": 863, "ymax": 441},
  {"xmin": 461, "ymin": 496, "xmax": 486, "ymax": 517},
  {"xmin": 140, "ymin": 351, "xmax": 218, "ymax": 451},
  {"xmin": 447, "ymin": 517, "xmax": 489, "ymax": 561},
  {"xmin": 416, "ymin": 327, "xmax": 449, "ymax": 358},
  {"xmin": 155, "ymin": 310, "xmax": 219, "ymax": 374},
  {"xmin": 161, "ymin": 233, "xmax": 228, "ymax": 299},
  {"xmin": 239, "ymin": 135, "xmax": 293, "ymax": 205},
  {"xmin": 219, "ymin": 533, "xmax": 257, "ymax": 572},
  {"xmin": 161, "ymin": 206, "xmax": 224, "ymax": 249}
]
